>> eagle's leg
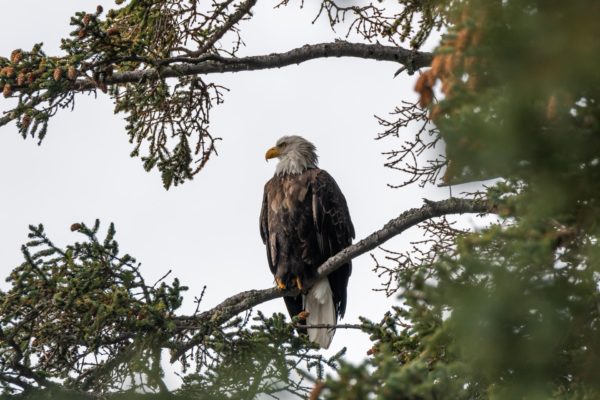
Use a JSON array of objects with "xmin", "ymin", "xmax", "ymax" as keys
[
  {"xmin": 275, "ymin": 277, "xmax": 286, "ymax": 290},
  {"xmin": 294, "ymin": 276, "xmax": 304, "ymax": 291}
]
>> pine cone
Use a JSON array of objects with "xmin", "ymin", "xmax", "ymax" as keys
[
  {"xmin": 3, "ymin": 84, "xmax": 12, "ymax": 98},
  {"xmin": 53, "ymin": 67, "xmax": 63, "ymax": 81},
  {"xmin": 67, "ymin": 66, "xmax": 77, "ymax": 80},
  {"xmin": 10, "ymin": 49, "xmax": 22, "ymax": 64}
]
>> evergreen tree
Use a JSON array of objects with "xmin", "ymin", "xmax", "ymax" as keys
[{"xmin": 0, "ymin": 0, "xmax": 599, "ymax": 398}]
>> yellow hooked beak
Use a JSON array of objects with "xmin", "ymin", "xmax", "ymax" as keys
[{"xmin": 265, "ymin": 146, "xmax": 280, "ymax": 161}]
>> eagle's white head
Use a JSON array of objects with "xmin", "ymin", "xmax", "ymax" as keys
[{"xmin": 265, "ymin": 135, "xmax": 319, "ymax": 176}]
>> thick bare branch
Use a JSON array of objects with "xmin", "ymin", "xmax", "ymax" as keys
[
  {"xmin": 171, "ymin": 197, "xmax": 490, "ymax": 360},
  {"xmin": 70, "ymin": 41, "xmax": 431, "ymax": 91},
  {"xmin": 0, "ymin": 41, "xmax": 432, "ymax": 189},
  {"xmin": 295, "ymin": 323, "xmax": 362, "ymax": 330},
  {"xmin": 0, "ymin": 41, "xmax": 430, "ymax": 126}
]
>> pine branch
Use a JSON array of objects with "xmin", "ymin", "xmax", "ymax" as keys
[
  {"xmin": 189, "ymin": 0, "xmax": 257, "ymax": 57},
  {"xmin": 295, "ymin": 323, "xmax": 363, "ymax": 330},
  {"xmin": 170, "ymin": 197, "xmax": 490, "ymax": 361},
  {"xmin": 0, "ymin": 198, "xmax": 490, "ymax": 395},
  {"xmin": 0, "ymin": 41, "xmax": 432, "ymax": 189},
  {"xmin": 68, "ymin": 41, "xmax": 432, "ymax": 91}
]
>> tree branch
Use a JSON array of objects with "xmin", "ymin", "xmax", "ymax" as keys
[
  {"xmin": 73, "ymin": 41, "xmax": 432, "ymax": 91},
  {"xmin": 170, "ymin": 197, "xmax": 490, "ymax": 361},
  {"xmin": 190, "ymin": 0, "xmax": 257, "ymax": 57},
  {"xmin": 295, "ymin": 323, "xmax": 363, "ymax": 330}
]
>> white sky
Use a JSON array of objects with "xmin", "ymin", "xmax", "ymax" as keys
[{"xmin": 0, "ymin": 0, "xmax": 483, "ymax": 391}]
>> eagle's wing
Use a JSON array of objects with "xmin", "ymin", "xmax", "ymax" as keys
[
  {"xmin": 311, "ymin": 169, "xmax": 355, "ymax": 319},
  {"xmin": 259, "ymin": 181, "xmax": 277, "ymax": 276},
  {"xmin": 260, "ymin": 178, "xmax": 305, "ymax": 324}
]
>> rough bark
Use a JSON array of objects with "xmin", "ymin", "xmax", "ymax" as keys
[
  {"xmin": 170, "ymin": 197, "xmax": 490, "ymax": 360},
  {"xmin": 73, "ymin": 41, "xmax": 432, "ymax": 91}
]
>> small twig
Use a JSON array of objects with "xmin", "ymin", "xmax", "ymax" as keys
[
  {"xmin": 190, "ymin": 0, "xmax": 257, "ymax": 57},
  {"xmin": 151, "ymin": 269, "xmax": 172, "ymax": 288},
  {"xmin": 393, "ymin": 65, "xmax": 406, "ymax": 78},
  {"xmin": 295, "ymin": 323, "xmax": 363, "ymax": 330},
  {"xmin": 193, "ymin": 285, "xmax": 208, "ymax": 316}
]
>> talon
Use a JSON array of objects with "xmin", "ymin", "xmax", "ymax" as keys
[
  {"xmin": 276, "ymin": 277, "xmax": 286, "ymax": 290},
  {"xmin": 295, "ymin": 277, "xmax": 303, "ymax": 291},
  {"xmin": 297, "ymin": 310, "xmax": 310, "ymax": 320}
]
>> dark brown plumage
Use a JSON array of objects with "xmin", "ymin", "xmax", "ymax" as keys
[{"xmin": 260, "ymin": 136, "xmax": 354, "ymax": 348}]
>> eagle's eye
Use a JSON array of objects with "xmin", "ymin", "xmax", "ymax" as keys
[{"xmin": 279, "ymin": 141, "xmax": 287, "ymax": 148}]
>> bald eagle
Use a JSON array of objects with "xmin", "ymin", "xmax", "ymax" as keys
[{"xmin": 260, "ymin": 135, "xmax": 354, "ymax": 349}]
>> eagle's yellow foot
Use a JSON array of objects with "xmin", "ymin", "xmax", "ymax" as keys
[
  {"xmin": 295, "ymin": 277, "xmax": 304, "ymax": 291},
  {"xmin": 276, "ymin": 277, "xmax": 286, "ymax": 290},
  {"xmin": 297, "ymin": 310, "xmax": 310, "ymax": 320}
]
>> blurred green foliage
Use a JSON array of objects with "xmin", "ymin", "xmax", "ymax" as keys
[
  {"xmin": 1, "ymin": 0, "xmax": 600, "ymax": 398},
  {"xmin": 326, "ymin": 0, "xmax": 600, "ymax": 398}
]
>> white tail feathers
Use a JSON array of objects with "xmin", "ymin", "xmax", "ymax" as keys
[{"xmin": 305, "ymin": 278, "xmax": 336, "ymax": 349}]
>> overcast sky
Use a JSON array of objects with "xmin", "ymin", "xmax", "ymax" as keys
[{"xmin": 0, "ymin": 0, "xmax": 482, "ymax": 390}]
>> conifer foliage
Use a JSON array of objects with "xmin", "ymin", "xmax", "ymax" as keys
[{"xmin": 1, "ymin": 0, "xmax": 599, "ymax": 399}]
